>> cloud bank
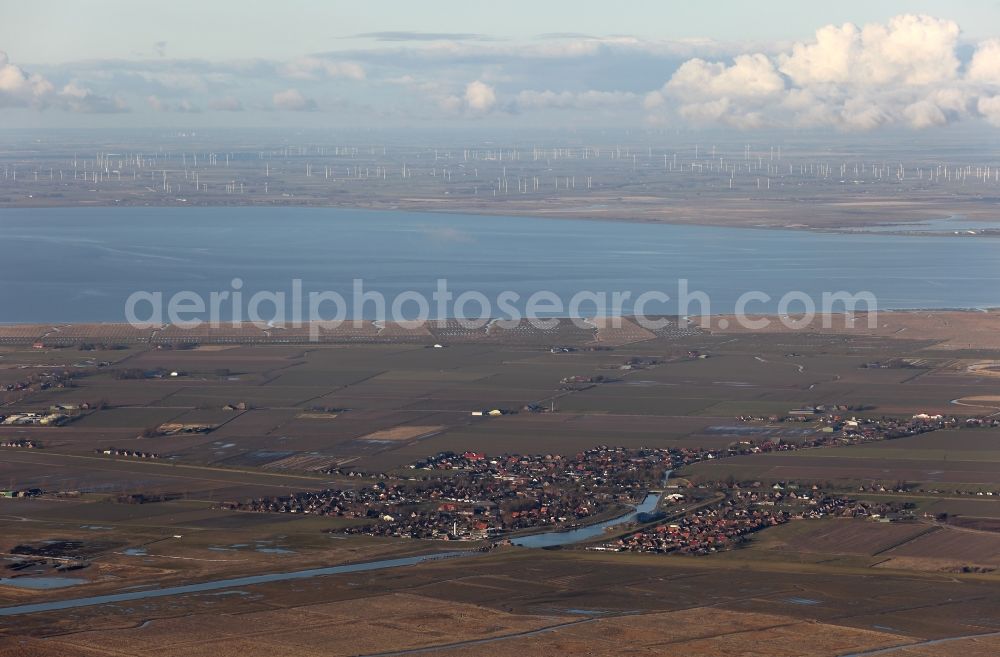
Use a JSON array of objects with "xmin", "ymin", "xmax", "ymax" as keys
[
  {"xmin": 1, "ymin": 50, "xmax": 127, "ymax": 112},
  {"xmin": 272, "ymin": 88, "xmax": 317, "ymax": 111},
  {"xmin": 6, "ymin": 14, "xmax": 1000, "ymax": 130},
  {"xmin": 648, "ymin": 14, "xmax": 1000, "ymax": 130}
]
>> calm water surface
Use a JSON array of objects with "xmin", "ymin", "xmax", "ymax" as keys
[{"xmin": 2, "ymin": 207, "xmax": 999, "ymax": 322}]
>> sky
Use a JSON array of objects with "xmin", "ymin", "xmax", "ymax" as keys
[{"xmin": 3, "ymin": 1, "xmax": 1000, "ymax": 131}]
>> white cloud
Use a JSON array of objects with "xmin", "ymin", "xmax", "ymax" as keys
[
  {"xmin": 145, "ymin": 94, "xmax": 199, "ymax": 112},
  {"xmin": 968, "ymin": 39, "xmax": 1000, "ymax": 84},
  {"xmin": 978, "ymin": 95, "xmax": 1000, "ymax": 126},
  {"xmin": 56, "ymin": 81, "xmax": 128, "ymax": 113},
  {"xmin": 0, "ymin": 51, "xmax": 127, "ymax": 112},
  {"xmin": 272, "ymin": 87, "xmax": 316, "ymax": 111},
  {"xmin": 653, "ymin": 14, "xmax": 1000, "ymax": 131},
  {"xmin": 10, "ymin": 15, "xmax": 1000, "ymax": 128},
  {"xmin": 437, "ymin": 94, "xmax": 463, "ymax": 114},
  {"xmin": 208, "ymin": 96, "xmax": 244, "ymax": 111},
  {"xmin": 379, "ymin": 35, "xmax": 742, "ymax": 62},
  {"xmin": 0, "ymin": 50, "xmax": 54, "ymax": 108},
  {"xmin": 432, "ymin": 81, "xmax": 498, "ymax": 116},
  {"xmin": 133, "ymin": 70, "xmax": 222, "ymax": 92},
  {"xmin": 515, "ymin": 89, "xmax": 638, "ymax": 110},
  {"xmin": 667, "ymin": 54, "xmax": 785, "ymax": 100},
  {"xmin": 903, "ymin": 100, "xmax": 948, "ymax": 129},
  {"xmin": 282, "ymin": 56, "xmax": 365, "ymax": 80},
  {"xmin": 463, "ymin": 80, "xmax": 496, "ymax": 113},
  {"xmin": 778, "ymin": 15, "xmax": 960, "ymax": 88}
]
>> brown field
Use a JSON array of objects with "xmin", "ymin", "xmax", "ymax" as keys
[
  {"xmin": 881, "ymin": 526, "xmax": 1000, "ymax": 566},
  {"xmin": 684, "ymin": 452, "xmax": 1000, "ymax": 486},
  {"xmin": 592, "ymin": 316, "xmax": 657, "ymax": 346},
  {"xmin": 358, "ymin": 425, "xmax": 446, "ymax": 442},
  {"xmin": 710, "ymin": 310, "xmax": 1000, "ymax": 351},
  {"xmin": 395, "ymin": 610, "xmax": 909, "ymax": 657},
  {"xmin": 758, "ymin": 518, "xmax": 935, "ymax": 557},
  {"xmin": 8, "ymin": 546, "xmax": 1000, "ymax": 655},
  {"xmin": 26, "ymin": 593, "xmax": 569, "ymax": 656},
  {"xmin": 0, "ymin": 604, "xmax": 913, "ymax": 657},
  {"xmin": 2, "ymin": 316, "xmax": 1000, "ymax": 653},
  {"xmin": 682, "ymin": 426, "xmax": 1000, "ymax": 489},
  {"xmin": 6, "ymin": 326, "xmax": 1000, "ymax": 487}
]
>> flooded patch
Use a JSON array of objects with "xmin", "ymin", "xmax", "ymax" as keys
[
  {"xmin": 0, "ymin": 550, "xmax": 475, "ymax": 617},
  {"xmin": 209, "ymin": 590, "xmax": 250, "ymax": 597},
  {"xmin": 206, "ymin": 542, "xmax": 294, "ymax": 555},
  {"xmin": 0, "ymin": 576, "xmax": 87, "ymax": 590},
  {"xmin": 562, "ymin": 608, "xmax": 611, "ymax": 615},
  {"xmin": 844, "ymin": 215, "xmax": 1000, "ymax": 235}
]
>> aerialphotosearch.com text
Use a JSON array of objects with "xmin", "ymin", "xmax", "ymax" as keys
[{"xmin": 124, "ymin": 278, "xmax": 879, "ymax": 339}]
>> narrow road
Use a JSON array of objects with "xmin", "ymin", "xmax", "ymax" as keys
[
  {"xmin": 838, "ymin": 630, "xmax": 1000, "ymax": 656},
  {"xmin": 356, "ymin": 617, "xmax": 601, "ymax": 657}
]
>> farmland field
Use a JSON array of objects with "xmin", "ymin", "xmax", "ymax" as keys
[{"xmin": 3, "ymin": 315, "xmax": 1000, "ymax": 654}]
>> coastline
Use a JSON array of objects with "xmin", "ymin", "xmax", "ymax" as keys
[
  {"xmin": 3, "ymin": 310, "xmax": 999, "ymax": 352},
  {"xmin": 2, "ymin": 307, "xmax": 999, "ymax": 328},
  {"xmin": 3, "ymin": 198, "xmax": 999, "ymax": 238}
]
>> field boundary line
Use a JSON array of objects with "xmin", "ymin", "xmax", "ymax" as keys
[{"xmin": 870, "ymin": 525, "xmax": 940, "ymax": 557}]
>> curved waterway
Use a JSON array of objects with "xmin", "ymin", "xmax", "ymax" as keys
[
  {"xmin": 0, "ymin": 473, "xmax": 674, "ymax": 617},
  {"xmin": 0, "ymin": 551, "xmax": 471, "ymax": 617},
  {"xmin": 511, "ymin": 493, "xmax": 660, "ymax": 548},
  {"xmin": 512, "ymin": 470, "xmax": 672, "ymax": 548}
]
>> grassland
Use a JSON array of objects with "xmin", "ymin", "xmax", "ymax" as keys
[{"xmin": 2, "ymin": 315, "xmax": 1000, "ymax": 654}]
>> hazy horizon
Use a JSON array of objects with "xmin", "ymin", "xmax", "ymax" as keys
[{"xmin": 4, "ymin": 2, "xmax": 1000, "ymax": 135}]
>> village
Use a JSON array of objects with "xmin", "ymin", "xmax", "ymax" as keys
[
  {"xmin": 600, "ymin": 482, "xmax": 913, "ymax": 555},
  {"xmin": 221, "ymin": 409, "xmax": 988, "ymax": 545},
  {"xmin": 224, "ymin": 446, "xmax": 675, "ymax": 540},
  {"xmin": 0, "ymin": 438, "xmax": 40, "ymax": 449}
]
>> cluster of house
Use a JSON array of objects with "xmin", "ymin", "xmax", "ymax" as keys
[
  {"xmin": 0, "ymin": 488, "xmax": 42, "ymax": 499},
  {"xmin": 833, "ymin": 413, "xmax": 999, "ymax": 439},
  {"xmin": 732, "ymin": 410, "xmax": 994, "ymax": 449},
  {"xmin": 222, "ymin": 483, "xmax": 493, "ymax": 539},
  {"xmin": 411, "ymin": 446, "xmax": 672, "ymax": 481},
  {"xmin": 151, "ymin": 422, "xmax": 214, "ymax": 436},
  {"xmin": 232, "ymin": 442, "xmax": 851, "ymax": 540},
  {"xmin": 470, "ymin": 409, "xmax": 507, "ymax": 417},
  {"xmin": 222, "ymin": 408, "xmax": 991, "ymax": 546},
  {"xmin": 560, "ymin": 374, "xmax": 601, "ymax": 386},
  {"xmin": 1, "ymin": 369, "xmax": 77, "ymax": 394},
  {"xmin": 1, "ymin": 412, "xmax": 68, "ymax": 426},
  {"xmin": 95, "ymin": 447, "xmax": 159, "ymax": 459},
  {"xmin": 0, "ymin": 403, "xmax": 89, "ymax": 428},
  {"xmin": 114, "ymin": 492, "xmax": 174, "ymax": 504},
  {"xmin": 0, "ymin": 438, "xmax": 40, "ymax": 448},
  {"xmin": 913, "ymin": 487, "xmax": 1000, "ymax": 497},
  {"xmin": 601, "ymin": 482, "xmax": 912, "ymax": 555},
  {"xmin": 226, "ymin": 447, "xmax": 678, "ymax": 540},
  {"xmin": 600, "ymin": 504, "xmax": 790, "ymax": 555}
]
